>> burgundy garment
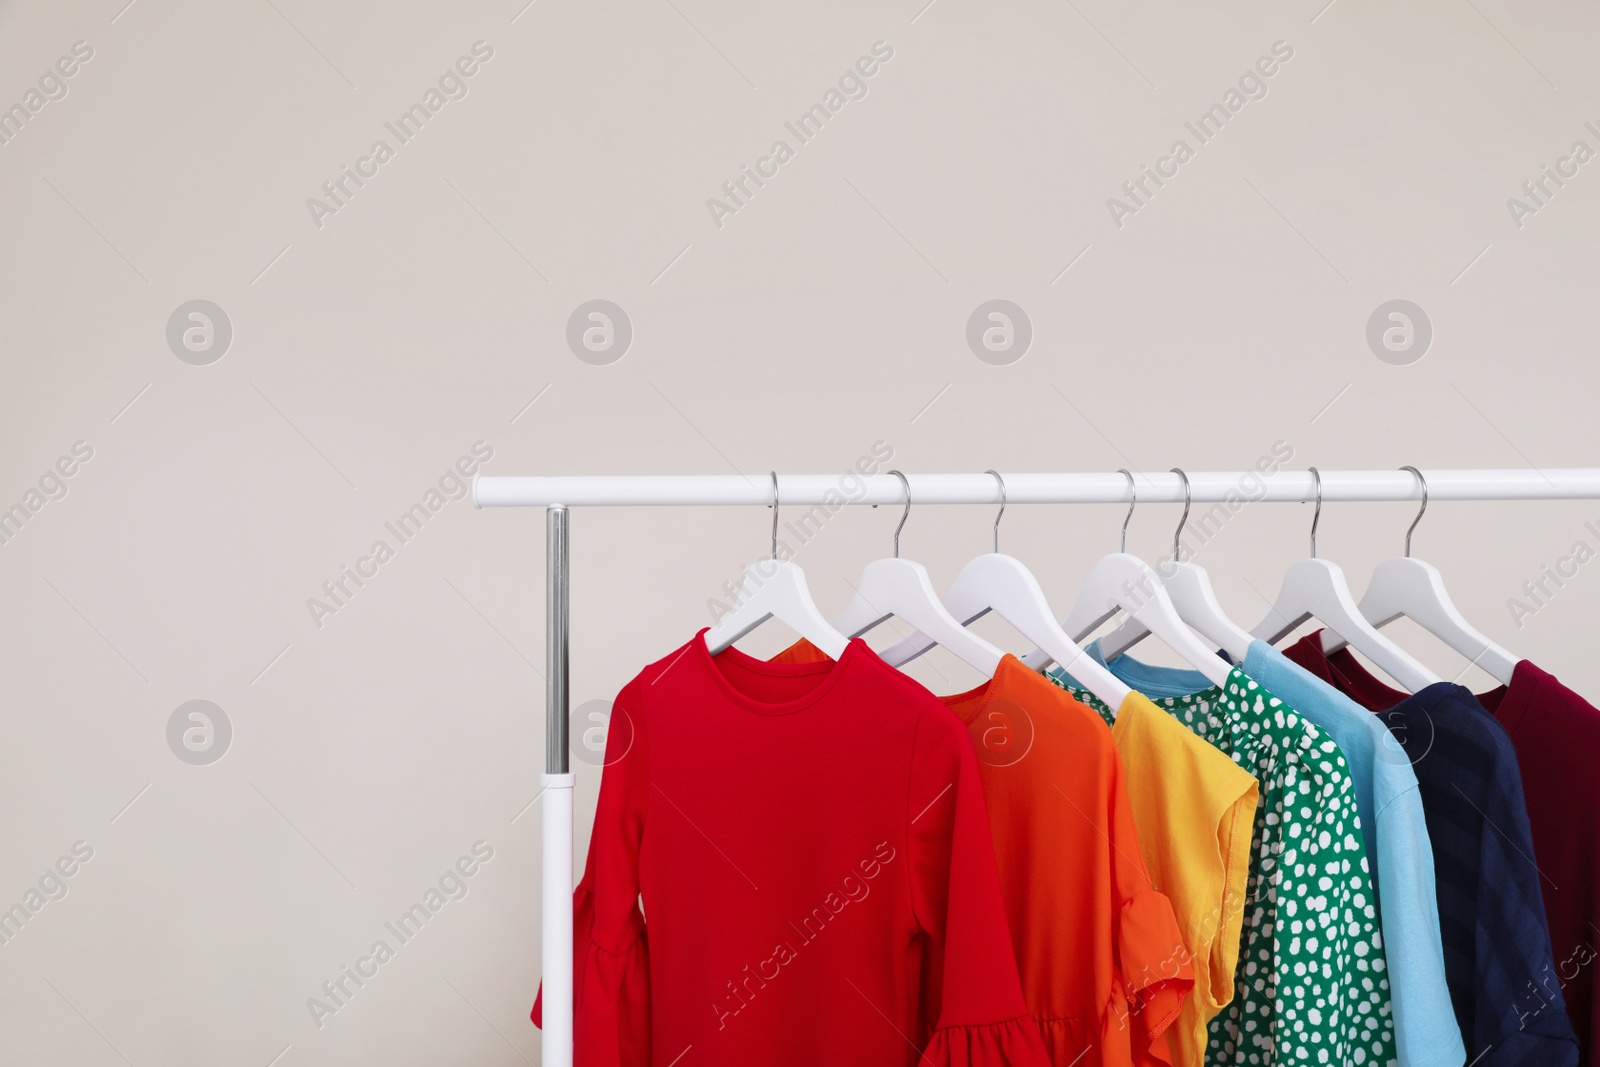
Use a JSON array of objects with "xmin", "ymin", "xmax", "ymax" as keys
[
  {"xmin": 1284, "ymin": 634, "xmax": 1600, "ymax": 1067},
  {"xmin": 1478, "ymin": 661, "xmax": 1600, "ymax": 1067},
  {"xmin": 1278, "ymin": 634, "xmax": 1408, "ymax": 713}
]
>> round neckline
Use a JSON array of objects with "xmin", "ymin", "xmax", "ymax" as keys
[
  {"xmin": 1476, "ymin": 659, "xmax": 1536, "ymax": 730},
  {"xmin": 1136, "ymin": 682, "xmax": 1226, "ymax": 712},
  {"xmin": 944, "ymin": 654, "xmax": 1100, "ymax": 727},
  {"xmin": 1091, "ymin": 643, "xmax": 1227, "ymax": 706},
  {"xmin": 939, "ymin": 655, "xmax": 1019, "ymax": 725},
  {"xmin": 691, "ymin": 628, "xmax": 865, "ymax": 716},
  {"xmin": 1315, "ymin": 637, "xmax": 1482, "ymax": 716},
  {"xmin": 1047, "ymin": 671, "xmax": 1122, "ymax": 719},
  {"xmin": 1319, "ymin": 639, "xmax": 1411, "ymax": 710}
]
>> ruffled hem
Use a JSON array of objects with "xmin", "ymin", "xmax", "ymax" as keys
[
  {"xmin": 1113, "ymin": 888, "xmax": 1193, "ymax": 1067},
  {"xmin": 1121, "ymin": 980, "xmax": 1183, "ymax": 1067},
  {"xmin": 1035, "ymin": 1016, "xmax": 1096, "ymax": 1067},
  {"xmin": 920, "ymin": 1014, "xmax": 1052, "ymax": 1067},
  {"xmin": 532, "ymin": 933, "xmax": 650, "ymax": 1020},
  {"xmin": 1103, "ymin": 981, "xmax": 1185, "ymax": 1067}
]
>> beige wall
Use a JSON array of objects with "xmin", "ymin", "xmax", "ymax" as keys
[{"xmin": 2, "ymin": 0, "xmax": 1597, "ymax": 1062}]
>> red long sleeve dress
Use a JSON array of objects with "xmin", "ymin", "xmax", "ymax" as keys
[{"xmin": 533, "ymin": 632, "xmax": 1051, "ymax": 1067}]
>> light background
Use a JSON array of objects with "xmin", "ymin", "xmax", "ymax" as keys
[{"xmin": 1, "ymin": 0, "xmax": 1597, "ymax": 1063}]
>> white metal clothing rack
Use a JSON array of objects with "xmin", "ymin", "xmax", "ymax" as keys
[{"xmin": 473, "ymin": 467, "xmax": 1600, "ymax": 1067}]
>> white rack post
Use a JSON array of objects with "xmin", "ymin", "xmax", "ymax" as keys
[
  {"xmin": 541, "ymin": 504, "xmax": 574, "ymax": 1066},
  {"xmin": 475, "ymin": 467, "xmax": 1600, "ymax": 1067}
]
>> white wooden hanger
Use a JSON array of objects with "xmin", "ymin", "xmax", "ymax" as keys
[
  {"xmin": 1019, "ymin": 470, "xmax": 1233, "ymax": 687},
  {"xmin": 1248, "ymin": 466, "xmax": 1439, "ymax": 692},
  {"xmin": 703, "ymin": 472, "xmax": 851, "ymax": 659},
  {"xmin": 1100, "ymin": 469, "xmax": 1254, "ymax": 663},
  {"xmin": 833, "ymin": 470, "xmax": 1004, "ymax": 674},
  {"xmin": 879, "ymin": 472, "xmax": 1132, "ymax": 708},
  {"xmin": 1324, "ymin": 466, "xmax": 1518, "ymax": 685}
]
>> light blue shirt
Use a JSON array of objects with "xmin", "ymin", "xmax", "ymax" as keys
[{"xmin": 1059, "ymin": 639, "xmax": 1465, "ymax": 1067}]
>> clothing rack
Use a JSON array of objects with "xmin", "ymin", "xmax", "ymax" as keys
[{"xmin": 472, "ymin": 467, "xmax": 1600, "ymax": 1067}]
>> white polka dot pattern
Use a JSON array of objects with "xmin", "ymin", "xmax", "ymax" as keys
[{"xmin": 1055, "ymin": 668, "xmax": 1397, "ymax": 1067}]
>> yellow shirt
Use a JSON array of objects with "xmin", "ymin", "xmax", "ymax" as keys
[{"xmin": 1099, "ymin": 691, "xmax": 1259, "ymax": 1067}]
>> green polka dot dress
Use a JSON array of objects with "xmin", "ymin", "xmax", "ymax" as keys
[{"xmin": 1054, "ymin": 667, "xmax": 1397, "ymax": 1067}]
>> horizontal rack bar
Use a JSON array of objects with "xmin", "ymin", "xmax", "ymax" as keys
[{"xmin": 474, "ymin": 469, "xmax": 1600, "ymax": 508}]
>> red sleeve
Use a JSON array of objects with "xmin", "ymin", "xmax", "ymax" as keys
[
  {"xmin": 532, "ymin": 681, "xmax": 651, "ymax": 1067},
  {"xmin": 908, "ymin": 711, "xmax": 1052, "ymax": 1066},
  {"xmin": 1104, "ymin": 747, "xmax": 1192, "ymax": 1067}
]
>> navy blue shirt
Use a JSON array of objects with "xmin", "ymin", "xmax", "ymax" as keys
[{"xmin": 1286, "ymin": 637, "xmax": 1581, "ymax": 1067}]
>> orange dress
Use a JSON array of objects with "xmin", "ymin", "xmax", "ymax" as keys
[{"xmin": 775, "ymin": 643, "xmax": 1193, "ymax": 1067}]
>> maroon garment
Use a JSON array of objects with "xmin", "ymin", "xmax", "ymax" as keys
[
  {"xmin": 1278, "ymin": 633, "xmax": 1408, "ymax": 713},
  {"xmin": 1284, "ymin": 634, "xmax": 1600, "ymax": 1066},
  {"xmin": 1478, "ymin": 661, "xmax": 1600, "ymax": 1067}
]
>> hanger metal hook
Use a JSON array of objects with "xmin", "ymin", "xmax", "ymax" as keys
[
  {"xmin": 1170, "ymin": 468, "xmax": 1191, "ymax": 563},
  {"xmin": 769, "ymin": 471, "xmax": 780, "ymax": 561},
  {"xmin": 887, "ymin": 469, "xmax": 911, "ymax": 558},
  {"xmin": 985, "ymin": 470, "xmax": 1006, "ymax": 554},
  {"xmin": 1117, "ymin": 468, "xmax": 1136, "ymax": 553},
  {"xmin": 1308, "ymin": 466, "xmax": 1323, "ymax": 559},
  {"xmin": 1400, "ymin": 465, "xmax": 1427, "ymax": 557}
]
